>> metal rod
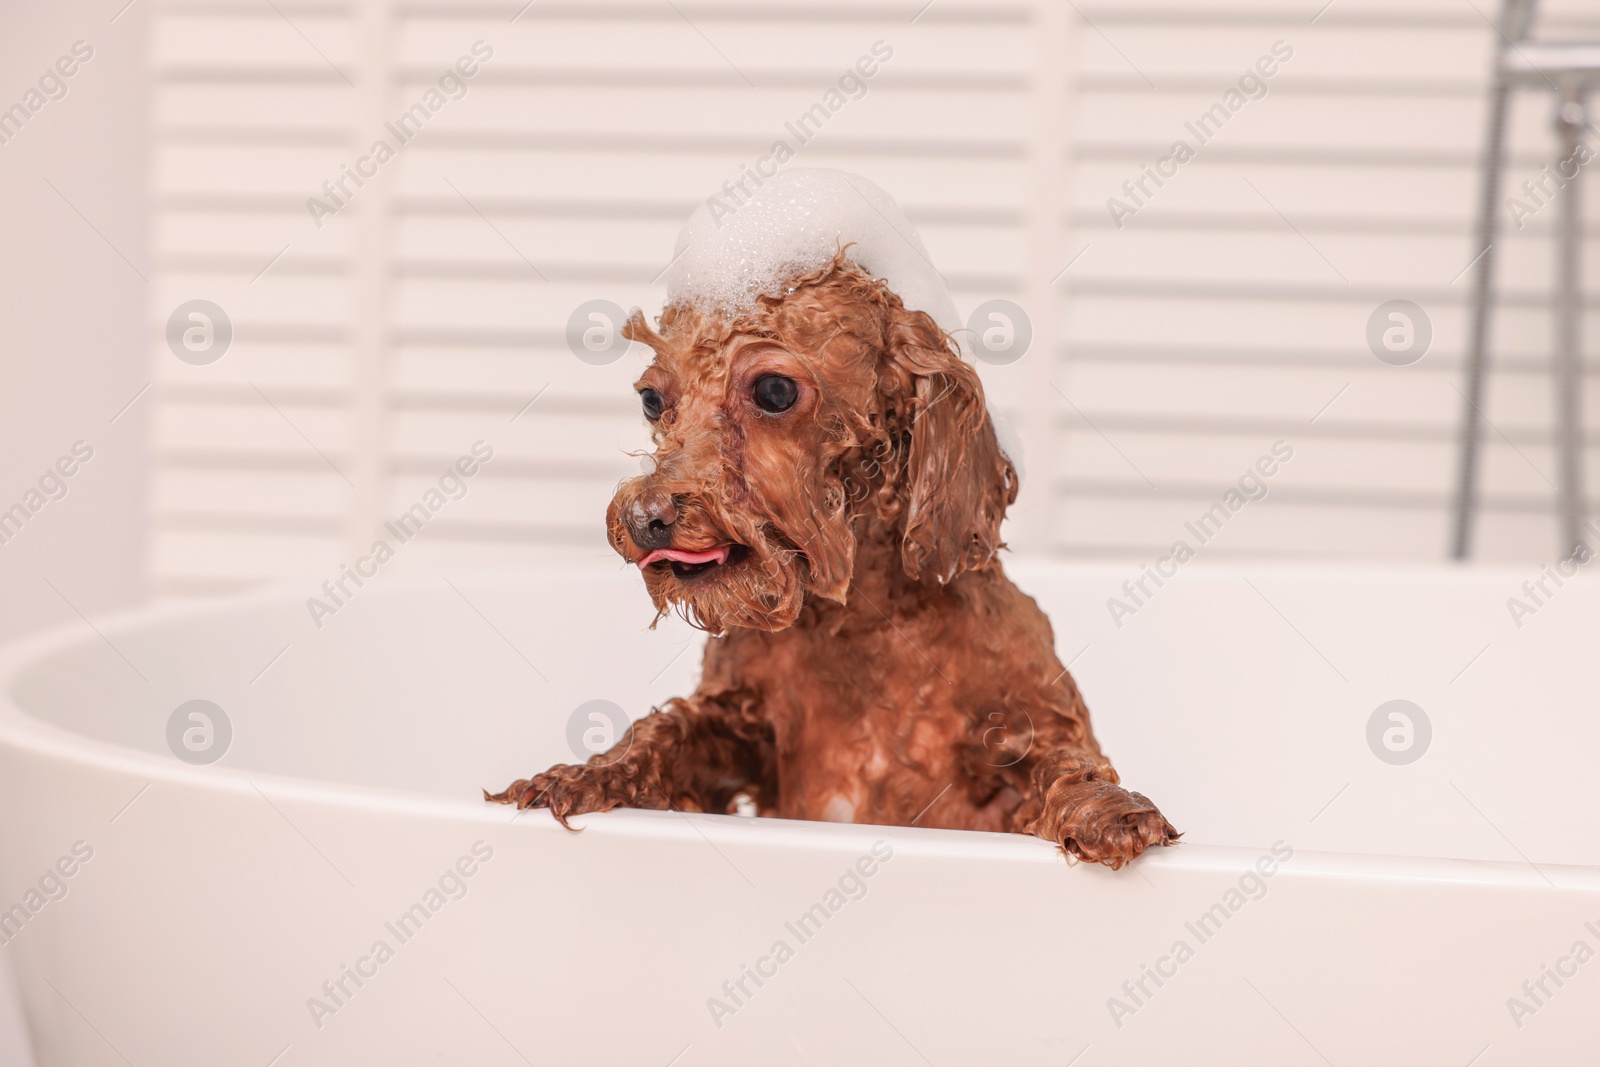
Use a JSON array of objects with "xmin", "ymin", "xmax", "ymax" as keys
[
  {"xmin": 1450, "ymin": 74, "xmax": 1512, "ymax": 559},
  {"xmin": 1554, "ymin": 86, "xmax": 1587, "ymax": 558},
  {"xmin": 1452, "ymin": 0, "xmax": 1541, "ymax": 560}
]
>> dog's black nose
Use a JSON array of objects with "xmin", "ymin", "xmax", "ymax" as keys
[{"xmin": 626, "ymin": 490, "xmax": 679, "ymax": 550}]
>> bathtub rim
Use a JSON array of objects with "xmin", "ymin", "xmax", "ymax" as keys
[{"xmin": 0, "ymin": 562, "xmax": 1593, "ymax": 891}]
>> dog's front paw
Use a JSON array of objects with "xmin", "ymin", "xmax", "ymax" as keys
[
  {"xmin": 1037, "ymin": 781, "xmax": 1179, "ymax": 870},
  {"xmin": 485, "ymin": 763, "xmax": 630, "ymax": 828}
]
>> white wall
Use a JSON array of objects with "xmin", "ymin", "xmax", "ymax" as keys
[
  {"xmin": 0, "ymin": 3, "xmax": 149, "ymax": 1061},
  {"xmin": 141, "ymin": 0, "xmax": 1600, "ymax": 602},
  {"xmin": 8, "ymin": 1, "xmax": 1600, "ymax": 614},
  {"xmin": 1054, "ymin": 0, "xmax": 1598, "ymax": 564},
  {"xmin": 0, "ymin": 6, "xmax": 148, "ymax": 640}
]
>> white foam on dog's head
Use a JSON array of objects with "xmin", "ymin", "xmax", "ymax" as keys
[
  {"xmin": 664, "ymin": 168, "xmax": 962, "ymax": 342},
  {"xmin": 661, "ymin": 167, "xmax": 1022, "ymax": 475}
]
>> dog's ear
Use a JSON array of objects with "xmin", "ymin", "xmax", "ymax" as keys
[
  {"xmin": 878, "ymin": 303, "xmax": 1018, "ymax": 584},
  {"xmin": 621, "ymin": 307, "xmax": 666, "ymax": 352}
]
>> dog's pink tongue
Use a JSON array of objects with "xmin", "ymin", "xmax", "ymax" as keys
[{"xmin": 638, "ymin": 546, "xmax": 730, "ymax": 569}]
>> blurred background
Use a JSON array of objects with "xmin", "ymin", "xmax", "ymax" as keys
[{"xmin": 3, "ymin": 0, "xmax": 1599, "ymax": 648}]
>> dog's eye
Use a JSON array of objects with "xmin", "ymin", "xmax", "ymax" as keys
[
  {"xmin": 752, "ymin": 374, "xmax": 798, "ymax": 414},
  {"xmin": 639, "ymin": 387, "xmax": 664, "ymax": 421}
]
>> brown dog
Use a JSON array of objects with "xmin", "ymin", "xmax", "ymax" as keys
[{"xmin": 488, "ymin": 253, "xmax": 1177, "ymax": 868}]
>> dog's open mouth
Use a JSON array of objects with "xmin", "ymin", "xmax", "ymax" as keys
[{"xmin": 637, "ymin": 544, "xmax": 748, "ymax": 580}]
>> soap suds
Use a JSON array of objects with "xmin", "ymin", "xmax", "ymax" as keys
[
  {"xmin": 661, "ymin": 167, "xmax": 1022, "ymax": 474},
  {"xmin": 664, "ymin": 168, "xmax": 962, "ymax": 343}
]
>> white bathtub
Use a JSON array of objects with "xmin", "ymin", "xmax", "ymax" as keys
[{"xmin": 0, "ymin": 561, "xmax": 1594, "ymax": 1065}]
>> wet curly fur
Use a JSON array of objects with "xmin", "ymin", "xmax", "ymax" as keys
[{"xmin": 487, "ymin": 254, "xmax": 1178, "ymax": 868}]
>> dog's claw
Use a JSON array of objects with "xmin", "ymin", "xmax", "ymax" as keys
[
  {"xmin": 1035, "ymin": 783, "xmax": 1180, "ymax": 870},
  {"xmin": 486, "ymin": 764, "xmax": 629, "ymax": 829},
  {"xmin": 484, "ymin": 777, "xmax": 554, "ymax": 810}
]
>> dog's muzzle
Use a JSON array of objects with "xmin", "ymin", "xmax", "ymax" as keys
[{"xmin": 622, "ymin": 487, "xmax": 678, "ymax": 551}]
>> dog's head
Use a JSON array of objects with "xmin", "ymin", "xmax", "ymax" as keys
[{"xmin": 608, "ymin": 255, "xmax": 1018, "ymax": 634}]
